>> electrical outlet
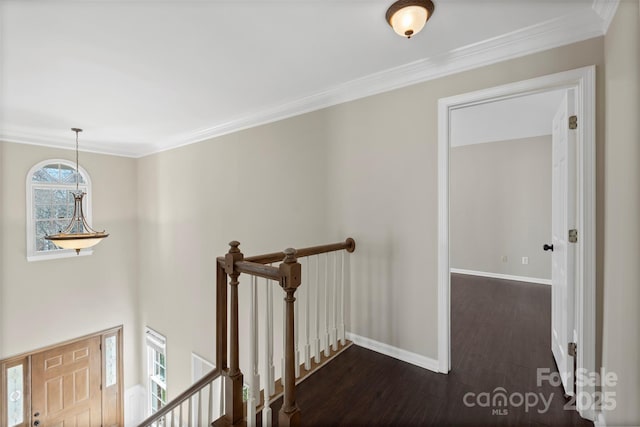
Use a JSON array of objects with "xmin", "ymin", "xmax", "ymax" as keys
[
  {"xmin": 502, "ymin": 255, "xmax": 508, "ymax": 263},
  {"xmin": 522, "ymin": 257, "xmax": 529, "ymax": 265}
]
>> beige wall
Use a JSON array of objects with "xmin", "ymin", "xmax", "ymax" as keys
[
  {"xmin": 137, "ymin": 114, "xmax": 332, "ymax": 397},
  {"xmin": 603, "ymin": 0, "xmax": 640, "ymax": 424},
  {"xmin": 450, "ymin": 137, "xmax": 552, "ymax": 280},
  {"xmin": 0, "ymin": 142, "xmax": 140, "ymax": 389}
]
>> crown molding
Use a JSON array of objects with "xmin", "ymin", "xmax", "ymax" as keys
[
  {"xmin": 592, "ymin": 0, "xmax": 620, "ymax": 34},
  {"xmin": 0, "ymin": 129, "xmax": 143, "ymax": 158},
  {"xmin": 145, "ymin": 10, "xmax": 604, "ymax": 157},
  {"xmin": 4, "ymin": 9, "xmax": 606, "ymax": 159}
]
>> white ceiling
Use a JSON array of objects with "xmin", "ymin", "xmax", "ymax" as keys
[
  {"xmin": 450, "ymin": 89, "xmax": 566, "ymax": 147},
  {"xmin": 0, "ymin": 0, "xmax": 617, "ymax": 157}
]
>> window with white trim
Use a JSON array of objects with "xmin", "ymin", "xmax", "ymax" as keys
[
  {"xmin": 146, "ymin": 328, "xmax": 167, "ymax": 415},
  {"xmin": 26, "ymin": 159, "xmax": 93, "ymax": 261}
]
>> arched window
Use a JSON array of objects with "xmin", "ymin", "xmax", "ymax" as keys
[{"xmin": 26, "ymin": 159, "xmax": 93, "ymax": 261}]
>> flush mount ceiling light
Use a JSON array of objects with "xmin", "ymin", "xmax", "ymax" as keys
[
  {"xmin": 386, "ymin": 0, "xmax": 435, "ymax": 38},
  {"xmin": 45, "ymin": 128, "xmax": 109, "ymax": 254}
]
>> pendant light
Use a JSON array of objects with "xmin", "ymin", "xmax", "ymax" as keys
[
  {"xmin": 45, "ymin": 128, "xmax": 109, "ymax": 254},
  {"xmin": 386, "ymin": 0, "xmax": 435, "ymax": 38}
]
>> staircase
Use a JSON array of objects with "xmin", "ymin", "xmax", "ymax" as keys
[{"xmin": 138, "ymin": 238, "xmax": 356, "ymax": 427}]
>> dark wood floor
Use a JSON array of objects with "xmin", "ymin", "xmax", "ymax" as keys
[{"xmin": 269, "ymin": 274, "xmax": 594, "ymax": 426}]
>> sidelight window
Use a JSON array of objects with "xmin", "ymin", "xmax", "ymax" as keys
[{"xmin": 3, "ymin": 359, "xmax": 27, "ymax": 427}]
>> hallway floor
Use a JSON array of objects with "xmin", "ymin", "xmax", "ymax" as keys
[{"xmin": 271, "ymin": 273, "xmax": 594, "ymax": 426}]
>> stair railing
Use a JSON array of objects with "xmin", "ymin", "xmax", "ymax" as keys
[
  {"xmin": 137, "ymin": 367, "xmax": 222, "ymax": 426},
  {"xmin": 139, "ymin": 238, "xmax": 355, "ymax": 427}
]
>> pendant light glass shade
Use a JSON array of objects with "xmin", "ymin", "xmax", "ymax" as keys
[
  {"xmin": 386, "ymin": 0, "xmax": 435, "ymax": 38},
  {"xmin": 45, "ymin": 128, "xmax": 109, "ymax": 254}
]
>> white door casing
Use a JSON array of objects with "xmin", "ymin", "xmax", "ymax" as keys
[
  {"xmin": 437, "ymin": 66, "xmax": 596, "ymax": 421},
  {"xmin": 550, "ymin": 90, "xmax": 577, "ymax": 396}
]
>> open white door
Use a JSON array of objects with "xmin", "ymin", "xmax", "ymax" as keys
[{"xmin": 549, "ymin": 89, "xmax": 577, "ymax": 396}]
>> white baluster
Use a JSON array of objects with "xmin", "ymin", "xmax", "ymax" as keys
[
  {"xmin": 208, "ymin": 381, "xmax": 214, "ymax": 424},
  {"xmin": 188, "ymin": 396, "xmax": 192, "ymax": 427},
  {"xmin": 197, "ymin": 389, "xmax": 202, "ymax": 427},
  {"xmin": 294, "ymin": 274, "xmax": 301, "ymax": 378},
  {"xmin": 339, "ymin": 251, "xmax": 347, "ymax": 345},
  {"xmin": 262, "ymin": 402, "xmax": 272, "ymax": 427},
  {"xmin": 304, "ymin": 257, "xmax": 311, "ymax": 370},
  {"xmin": 248, "ymin": 276, "xmax": 260, "ymax": 427},
  {"xmin": 264, "ymin": 277, "xmax": 275, "ymax": 396},
  {"xmin": 219, "ymin": 375, "xmax": 224, "ymax": 420},
  {"xmin": 248, "ymin": 396, "xmax": 256, "ymax": 427},
  {"xmin": 282, "ymin": 281, "xmax": 286, "ymax": 390},
  {"xmin": 332, "ymin": 251, "xmax": 339, "ymax": 350},
  {"xmin": 178, "ymin": 400, "xmax": 183, "ymax": 427},
  {"xmin": 324, "ymin": 252, "xmax": 331, "ymax": 357},
  {"xmin": 314, "ymin": 255, "xmax": 321, "ymax": 363}
]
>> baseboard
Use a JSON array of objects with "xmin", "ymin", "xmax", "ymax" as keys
[
  {"xmin": 593, "ymin": 411, "xmax": 606, "ymax": 427},
  {"xmin": 450, "ymin": 268, "xmax": 552, "ymax": 285},
  {"xmin": 346, "ymin": 332, "xmax": 439, "ymax": 373},
  {"xmin": 124, "ymin": 384, "xmax": 146, "ymax": 427}
]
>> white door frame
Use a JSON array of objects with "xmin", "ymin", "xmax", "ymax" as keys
[{"xmin": 437, "ymin": 66, "xmax": 596, "ymax": 421}]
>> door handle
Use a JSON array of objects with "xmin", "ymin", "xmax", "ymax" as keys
[{"xmin": 543, "ymin": 244, "xmax": 554, "ymax": 252}]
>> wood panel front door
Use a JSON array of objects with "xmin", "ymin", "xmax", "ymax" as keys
[{"xmin": 31, "ymin": 336, "xmax": 102, "ymax": 427}]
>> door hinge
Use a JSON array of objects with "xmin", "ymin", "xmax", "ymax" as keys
[
  {"xmin": 99, "ymin": 343, "xmax": 102, "ymax": 351},
  {"xmin": 568, "ymin": 229, "xmax": 578, "ymax": 243},
  {"xmin": 569, "ymin": 115, "xmax": 578, "ymax": 130},
  {"xmin": 100, "ymin": 384, "xmax": 103, "ymax": 391},
  {"xmin": 568, "ymin": 342, "xmax": 577, "ymax": 357}
]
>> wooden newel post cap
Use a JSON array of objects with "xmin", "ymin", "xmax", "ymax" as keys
[
  {"xmin": 280, "ymin": 248, "xmax": 301, "ymax": 290},
  {"xmin": 225, "ymin": 241, "xmax": 243, "ymax": 275},
  {"xmin": 283, "ymin": 247, "xmax": 297, "ymax": 263}
]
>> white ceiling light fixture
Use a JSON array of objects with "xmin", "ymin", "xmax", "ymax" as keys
[
  {"xmin": 45, "ymin": 128, "xmax": 109, "ymax": 254},
  {"xmin": 385, "ymin": 0, "xmax": 435, "ymax": 38}
]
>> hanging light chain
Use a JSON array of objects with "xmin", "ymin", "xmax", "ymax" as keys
[{"xmin": 75, "ymin": 128, "xmax": 80, "ymax": 191}]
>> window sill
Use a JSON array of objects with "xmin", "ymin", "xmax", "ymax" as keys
[{"xmin": 27, "ymin": 248, "xmax": 93, "ymax": 262}]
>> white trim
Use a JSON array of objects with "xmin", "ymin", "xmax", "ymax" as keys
[
  {"xmin": 191, "ymin": 352, "xmax": 215, "ymax": 382},
  {"xmin": 124, "ymin": 384, "xmax": 146, "ymax": 427},
  {"xmin": 25, "ymin": 158, "xmax": 94, "ymax": 262},
  {"xmin": 0, "ymin": 130, "xmax": 144, "ymax": 158},
  {"xmin": 592, "ymin": 0, "xmax": 620, "ymax": 34},
  {"xmin": 0, "ymin": 10, "xmax": 605, "ymax": 159},
  {"xmin": 437, "ymin": 66, "xmax": 597, "ymax": 421},
  {"xmin": 450, "ymin": 268, "xmax": 551, "ymax": 286},
  {"xmin": 345, "ymin": 332, "xmax": 439, "ymax": 373},
  {"xmin": 145, "ymin": 327, "xmax": 166, "ymax": 355},
  {"xmin": 27, "ymin": 249, "xmax": 93, "ymax": 262},
  {"xmin": 437, "ymin": 95, "xmax": 451, "ymax": 375},
  {"xmin": 142, "ymin": 11, "xmax": 603, "ymax": 158}
]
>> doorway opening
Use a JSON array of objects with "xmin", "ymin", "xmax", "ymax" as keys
[{"xmin": 437, "ymin": 66, "xmax": 596, "ymax": 421}]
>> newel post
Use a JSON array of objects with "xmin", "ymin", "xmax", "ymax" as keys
[
  {"xmin": 224, "ymin": 241, "xmax": 244, "ymax": 425},
  {"xmin": 278, "ymin": 248, "xmax": 302, "ymax": 427}
]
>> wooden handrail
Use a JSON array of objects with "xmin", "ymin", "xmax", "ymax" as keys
[
  {"xmin": 246, "ymin": 238, "xmax": 356, "ymax": 264},
  {"xmin": 137, "ymin": 367, "xmax": 222, "ymax": 426},
  {"xmin": 216, "ymin": 238, "xmax": 355, "ymax": 267},
  {"xmin": 235, "ymin": 261, "xmax": 281, "ymax": 280}
]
